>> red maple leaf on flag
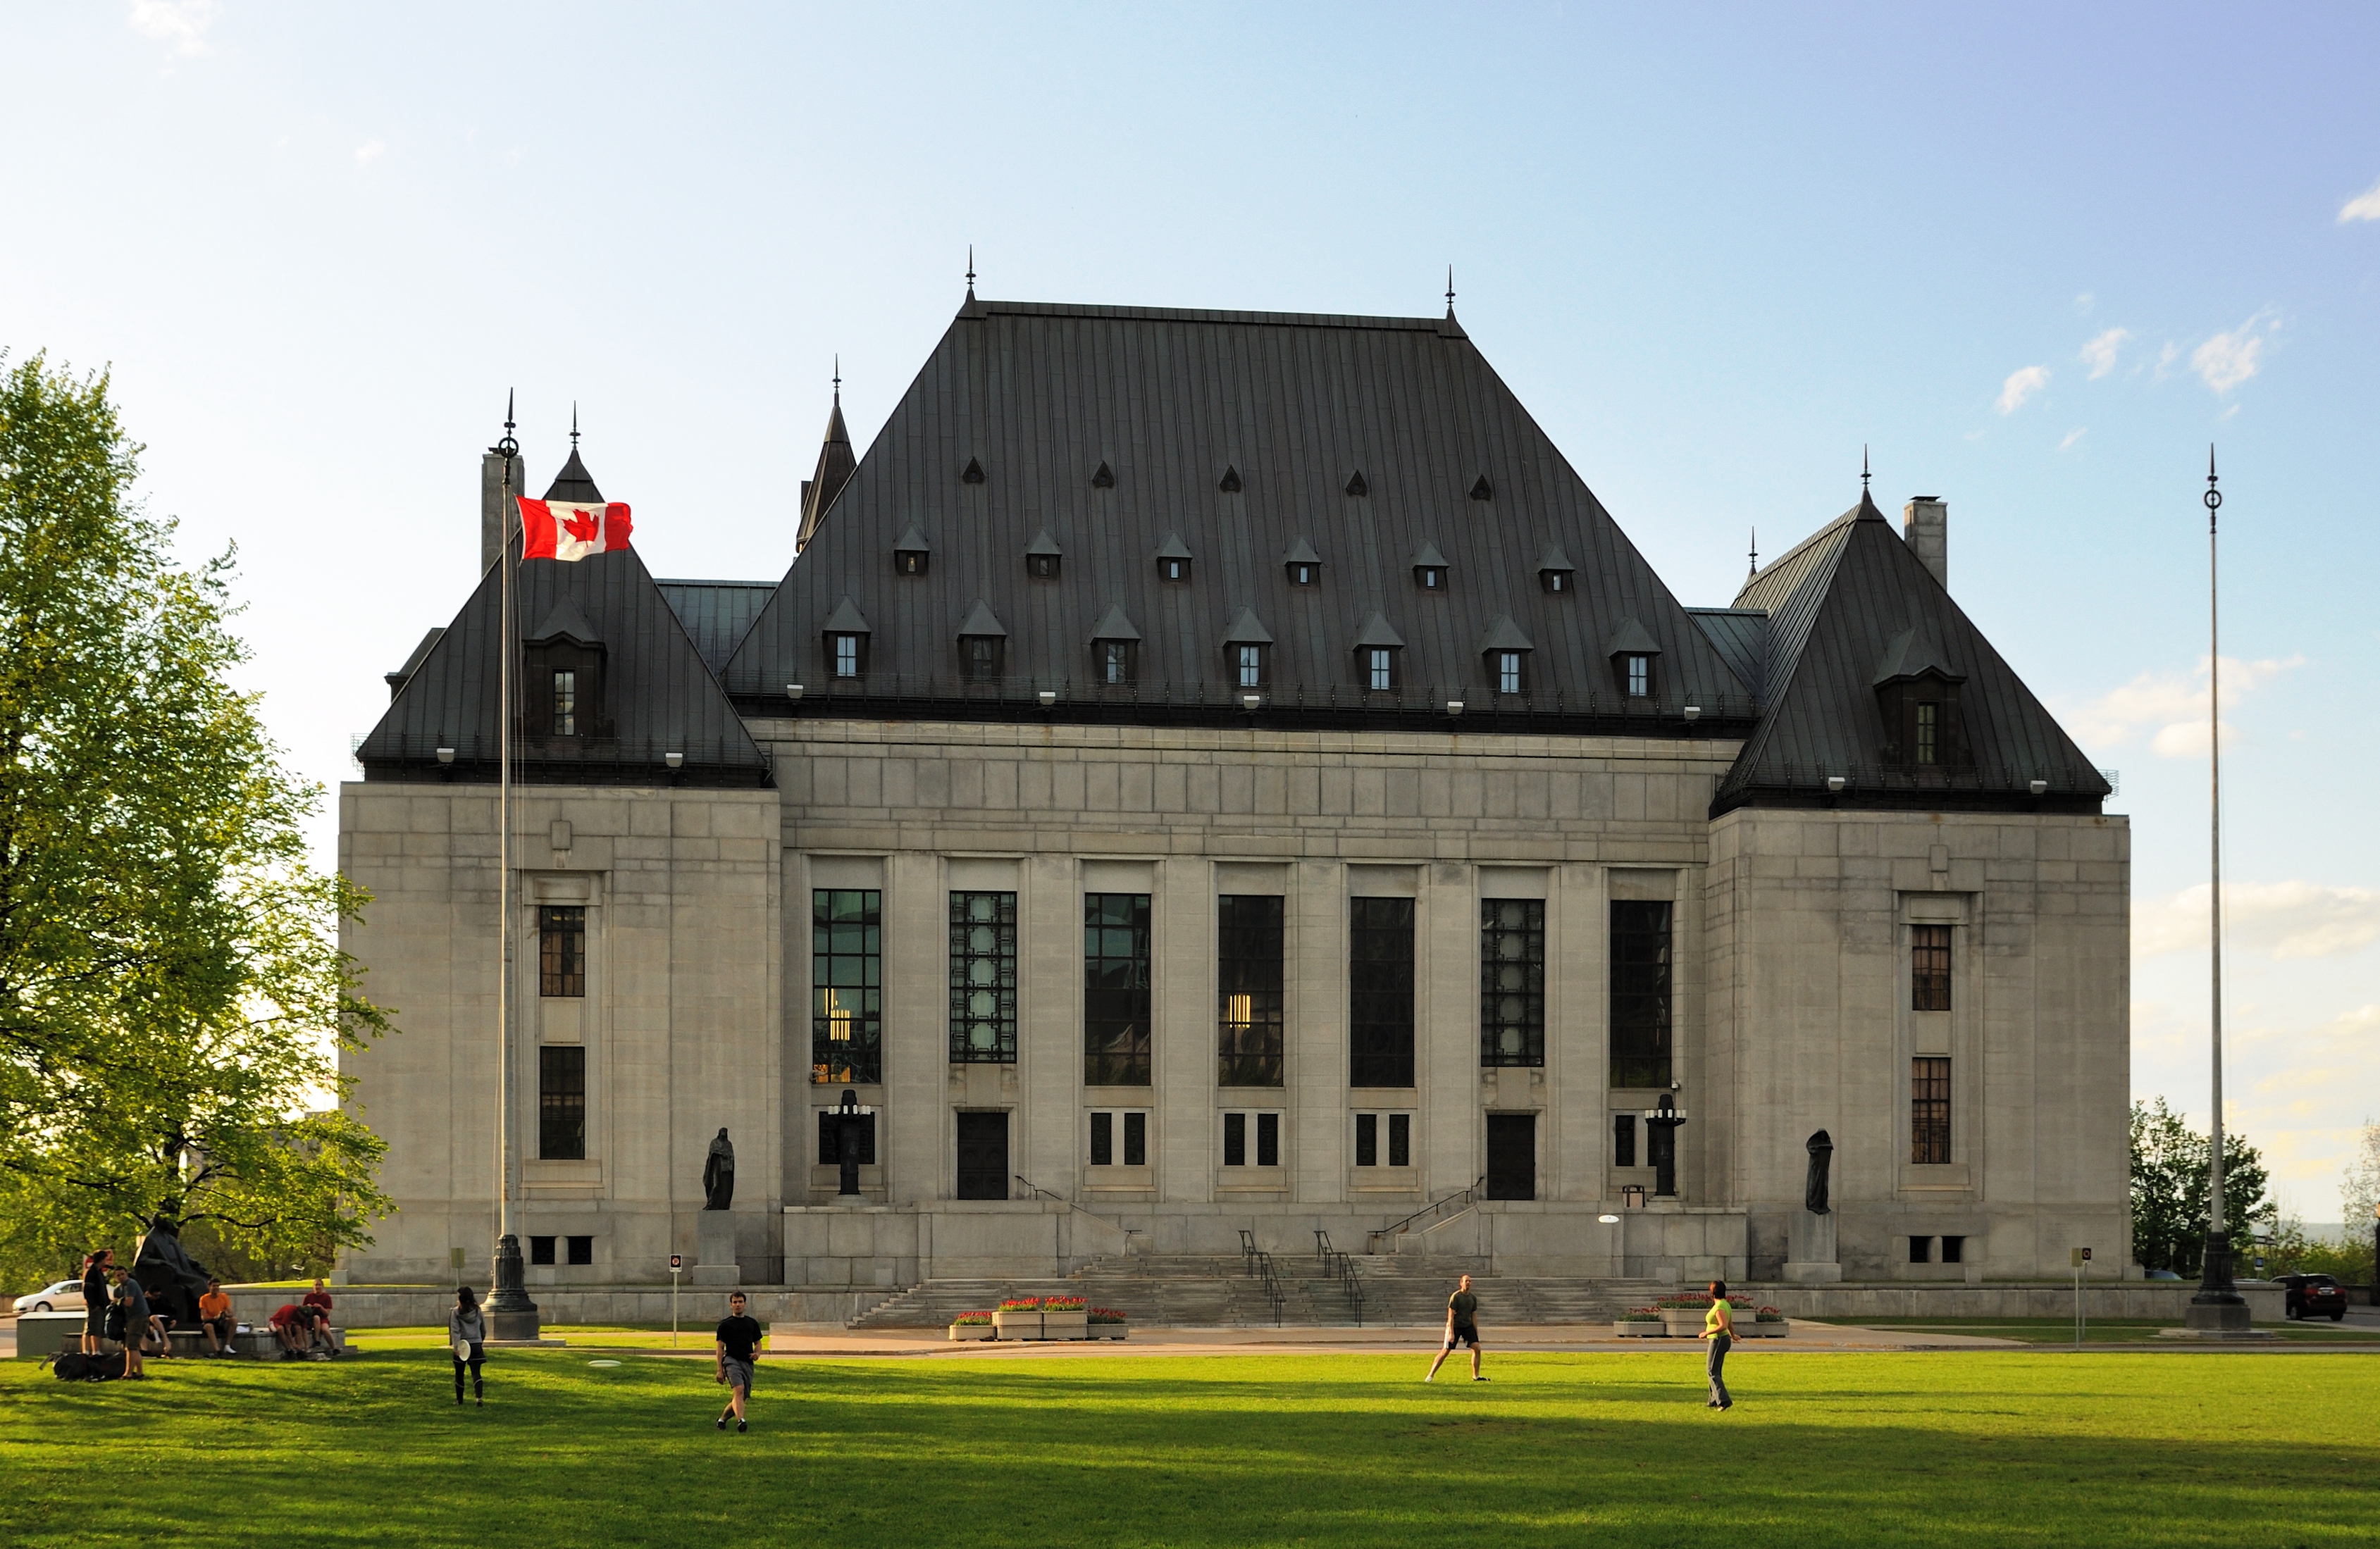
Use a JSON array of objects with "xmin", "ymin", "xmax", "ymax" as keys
[{"xmin": 562, "ymin": 508, "xmax": 603, "ymax": 544}]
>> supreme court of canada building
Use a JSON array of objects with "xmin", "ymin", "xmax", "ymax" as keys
[{"xmin": 340, "ymin": 288, "xmax": 2131, "ymax": 1297}]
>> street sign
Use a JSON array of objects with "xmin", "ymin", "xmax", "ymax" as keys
[
  {"xmin": 2070, "ymin": 1247, "xmax": 2093, "ymax": 1266},
  {"xmin": 670, "ymin": 1254, "xmax": 683, "ymax": 1272}
]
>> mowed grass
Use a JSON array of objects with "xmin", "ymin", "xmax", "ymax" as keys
[{"xmin": 4, "ymin": 1349, "xmax": 2374, "ymax": 1547}]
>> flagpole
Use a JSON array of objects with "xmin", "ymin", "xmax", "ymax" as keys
[{"xmin": 488, "ymin": 399, "xmax": 538, "ymax": 1338}]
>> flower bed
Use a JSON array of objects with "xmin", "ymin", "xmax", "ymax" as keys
[
  {"xmin": 1041, "ymin": 1297, "xmax": 1087, "ymax": 1313},
  {"xmin": 998, "ymin": 1298, "xmax": 1043, "ymax": 1312},
  {"xmin": 1613, "ymin": 1306, "xmax": 1664, "ymax": 1338},
  {"xmin": 1090, "ymin": 1307, "xmax": 1129, "ymax": 1340},
  {"xmin": 953, "ymin": 1311, "xmax": 993, "ymax": 1326},
  {"xmin": 1754, "ymin": 1305, "xmax": 1784, "ymax": 1323},
  {"xmin": 948, "ymin": 1311, "xmax": 995, "ymax": 1342},
  {"xmin": 991, "ymin": 1298, "xmax": 1043, "ymax": 1340}
]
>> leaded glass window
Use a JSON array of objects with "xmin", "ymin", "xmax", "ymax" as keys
[
  {"xmin": 1217, "ymin": 895, "xmax": 1284, "ymax": 1086},
  {"xmin": 1911, "ymin": 924, "xmax": 1952, "ymax": 1012},
  {"xmin": 1350, "ymin": 897, "xmax": 1415, "ymax": 1088},
  {"xmin": 1609, "ymin": 900, "xmax": 1672, "ymax": 1088},
  {"xmin": 553, "ymin": 670, "xmax": 578, "ymax": 735},
  {"xmin": 949, "ymin": 891, "xmax": 1017, "ymax": 1063},
  {"xmin": 1084, "ymin": 892, "xmax": 1153, "ymax": 1085},
  {"xmin": 1480, "ymin": 898, "xmax": 1546, "ymax": 1066},
  {"xmin": 540, "ymin": 906, "xmax": 585, "ymax": 998},
  {"xmin": 1912, "ymin": 1057, "xmax": 1952, "ymax": 1164},
  {"xmin": 538, "ymin": 1045, "xmax": 585, "ymax": 1160},
  {"xmin": 812, "ymin": 889, "xmax": 881, "ymax": 1083}
]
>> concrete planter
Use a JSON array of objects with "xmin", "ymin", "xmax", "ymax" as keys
[
  {"xmin": 1039, "ymin": 1311, "xmax": 1089, "ymax": 1341},
  {"xmin": 991, "ymin": 1310, "xmax": 1041, "ymax": 1340},
  {"xmin": 1612, "ymin": 1321, "xmax": 1664, "ymax": 1338},
  {"xmin": 1093, "ymin": 1323, "xmax": 1129, "ymax": 1340},
  {"xmin": 1661, "ymin": 1310, "xmax": 1709, "ymax": 1338},
  {"xmin": 948, "ymin": 1322, "xmax": 994, "ymax": 1341},
  {"xmin": 1745, "ymin": 1319, "xmax": 1790, "ymax": 1338}
]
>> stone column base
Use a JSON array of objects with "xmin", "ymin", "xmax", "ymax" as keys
[{"xmin": 1782, "ymin": 1262, "xmax": 1842, "ymax": 1284}]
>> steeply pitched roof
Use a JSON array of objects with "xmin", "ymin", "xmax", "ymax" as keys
[
  {"xmin": 359, "ymin": 529, "xmax": 771, "ymax": 788},
  {"xmin": 543, "ymin": 447, "xmax": 603, "ymax": 503},
  {"xmin": 724, "ymin": 299, "xmax": 1752, "ymax": 730},
  {"xmin": 525, "ymin": 593, "xmax": 601, "ymax": 646},
  {"xmin": 1088, "ymin": 602, "xmax": 1141, "ymax": 642},
  {"xmin": 794, "ymin": 391, "xmax": 857, "ymax": 554},
  {"xmin": 1685, "ymin": 609, "xmax": 1768, "ymax": 702},
  {"xmin": 655, "ymin": 579, "xmax": 776, "ymax": 677},
  {"xmin": 1712, "ymin": 490, "xmax": 2107, "ymax": 814}
]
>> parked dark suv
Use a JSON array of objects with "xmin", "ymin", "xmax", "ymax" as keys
[{"xmin": 2276, "ymin": 1273, "xmax": 2348, "ymax": 1321}]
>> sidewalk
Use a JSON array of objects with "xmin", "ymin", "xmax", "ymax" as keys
[{"xmin": 750, "ymin": 1321, "xmax": 2026, "ymax": 1358}]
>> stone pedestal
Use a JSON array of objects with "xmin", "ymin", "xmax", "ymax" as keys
[
  {"xmin": 1784, "ymin": 1210, "xmax": 1840, "ymax": 1284},
  {"xmin": 486, "ymin": 1233, "xmax": 542, "ymax": 1340},
  {"xmin": 692, "ymin": 1212, "xmax": 741, "ymax": 1288}
]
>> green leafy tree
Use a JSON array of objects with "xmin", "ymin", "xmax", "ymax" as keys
[
  {"xmin": 0, "ymin": 353, "xmax": 390, "ymax": 1290},
  {"xmin": 2128, "ymin": 1096, "xmax": 2272, "ymax": 1276}
]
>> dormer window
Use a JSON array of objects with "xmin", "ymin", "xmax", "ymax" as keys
[
  {"xmin": 1289, "ymin": 562, "xmax": 1317, "ymax": 587},
  {"xmin": 893, "ymin": 523, "xmax": 931, "ymax": 577},
  {"xmin": 1916, "ymin": 702, "xmax": 1940, "ymax": 765},
  {"xmin": 1100, "ymin": 640, "xmax": 1138, "ymax": 685},
  {"xmin": 1412, "ymin": 541, "xmax": 1450, "ymax": 591},
  {"xmin": 1235, "ymin": 644, "xmax": 1268, "ymax": 688},
  {"xmin": 1163, "ymin": 556, "xmax": 1190, "ymax": 583},
  {"xmin": 552, "ymin": 670, "xmax": 578, "ymax": 735},
  {"xmin": 1492, "ymin": 651, "xmax": 1527, "ymax": 695},
  {"xmin": 522, "ymin": 596, "xmax": 604, "ymax": 741},
  {"xmin": 965, "ymin": 637, "xmax": 1004, "ymax": 680},
  {"xmin": 1220, "ymin": 608, "xmax": 1273, "ymax": 690},
  {"xmin": 1026, "ymin": 529, "xmax": 1062, "ymax": 580},
  {"xmin": 1872, "ymin": 630, "xmax": 1969, "ymax": 771},
  {"xmin": 1537, "ymin": 544, "xmax": 1577, "ymax": 595},
  {"xmin": 829, "ymin": 633, "xmax": 867, "ymax": 679},
  {"xmin": 1602, "ymin": 617, "xmax": 1663, "ymax": 704},
  {"xmin": 1544, "ymin": 571, "xmax": 1569, "ymax": 594},
  {"xmin": 1363, "ymin": 647, "xmax": 1400, "ymax": 691},
  {"xmin": 1282, "ymin": 538, "xmax": 1321, "ymax": 588},
  {"xmin": 1156, "ymin": 534, "xmax": 1194, "ymax": 585},
  {"xmin": 1624, "ymin": 654, "xmax": 1650, "ymax": 698}
]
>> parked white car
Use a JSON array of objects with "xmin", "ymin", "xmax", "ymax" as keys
[{"xmin": 13, "ymin": 1281, "xmax": 87, "ymax": 1315}]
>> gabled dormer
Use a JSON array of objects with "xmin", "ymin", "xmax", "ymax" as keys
[
  {"xmin": 1872, "ymin": 629, "xmax": 1969, "ymax": 771},
  {"xmin": 523, "ymin": 595, "xmax": 606, "ymax": 741}
]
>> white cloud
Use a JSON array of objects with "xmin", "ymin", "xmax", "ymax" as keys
[
  {"xmin": 2059, "ymin": 652, "xmax": 2304, "ymax": 754},
  {"xmin": 2058, "ymin": 427, "xmax": 2087, "ymax": 452},
  {"xmin": 2339, "ymin": 176, "xmax": 2380, "ymax": 224},
  {"xmin": 2193, "ymin": 311, "xmax": 2277, "ymax": 394},
  {"xmin": 354, "ymin": 138, "xmax": 386, "ymax": 167},
  {"xmin": 2075, "ymin": 292, "xmax": 2097, "ymax": 315},
  {"xmin": 2078, "ymin": 327, "xmax": 2131, "ymax": 379},
  {"xmin": 1995, "ymin": 364, "xmax": 2050, "ymax": 415},
  {"xmin": 2136, "ymin": 884, "xmax": 2380, "ymax": 960},
  {"xmin": 128, "ymin": 0, "xmax": 218, "ymax": 54},
  {"xmin": 2155, "ymin": 342, "xmax": 2179, "ymax": 380}
]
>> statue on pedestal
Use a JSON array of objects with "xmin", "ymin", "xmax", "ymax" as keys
[
  {"xmin": 703, "ymin": 1128, "xmax": 736, "ymax": 1211},
  {"xmin": 1804, "ymin": 1130, "xmax": 1834, "ymax": 1216}
]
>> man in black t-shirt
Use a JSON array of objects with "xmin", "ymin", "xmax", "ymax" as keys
[
  {"xmin": 714, "ymin": 1291, "xmax": 762, "ymax": 1433},
  {"xmin": 1424, "ymin": 1274, "xmax": 1485, "ymax": 1383}
]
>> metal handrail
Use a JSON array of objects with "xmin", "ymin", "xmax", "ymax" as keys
[{"xmin": 1367, "ymin": 1176, "xmax": 1485, "ymax": 1254}]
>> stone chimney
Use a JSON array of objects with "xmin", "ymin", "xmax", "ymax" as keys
[
  {"xmin": 1902, "ymin": 497, "xmax": 1947, "ymax": 591},
  {"xmin": 480, "ymin": 447, "xmax": 524, "ymax": 576}
]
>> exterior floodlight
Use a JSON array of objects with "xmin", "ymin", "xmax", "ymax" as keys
[
  {"xmin": 1598, "ymin": 1214, "xmax": 1620, "ymax": 1225},
  {"xmin": 2029, "ymin": 778, "xmax": 2049, "ymax": 796},
  {"xmin": 1038, "ymin": 689, "xmax": 1058, "ymax": 707},
  {"xmin": 1826, "ymin": 775, "xmax": 1846, "ymax": 793},
  {"xmin": 1241, "ymin": 692, "xmax": 1262, "ymax": 711},
  {"xmin": 1683, "ymin": 706, "xmax": 1701, "ymax": 721},
  {"xmin": 435, "ymin": 747, "xmax": 456, "ymax": 765},
  {"xmin": 1446, "ymin": 699, "xmax": 1464, "ymax": 716},
  {"xmin": 664, "ymin": 752, "xmax": 684, "ymax": 770},
  {"xmin": 785, "ymin": 683, "xmax": 805, "ymax": 702}
]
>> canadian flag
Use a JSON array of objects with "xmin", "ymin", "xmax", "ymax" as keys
[{"xmin": 519, "ymin": 498, "xmax": 633, "ymax": 562}]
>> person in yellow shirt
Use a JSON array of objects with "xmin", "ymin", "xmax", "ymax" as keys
[
  {"xmin": 1699, "ymin": 1279, "xmax": 1736, "ymax": 1410},
  {"xmin": 197, "ymin": 1279, "xmax": 237, "ymax": 1358}
]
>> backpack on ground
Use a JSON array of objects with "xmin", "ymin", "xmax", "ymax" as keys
[{"xmin": 50, "ymin": 1350, "xmax": 125, "ymax": 1381}]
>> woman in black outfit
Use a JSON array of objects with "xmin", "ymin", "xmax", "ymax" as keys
[
  {"xmin": 80, "ymin": 1250, "xmax": 113, "ymax": 1357},
  {"xmin": 450, "ymin": 1286, "xmax": 486, "ymax": 1406}
]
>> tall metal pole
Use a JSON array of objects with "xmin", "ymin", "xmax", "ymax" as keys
[
  {"xmin": 486, "ymin": 401, "xmax": 538, "ymax": 1338},
  {"xmin": 2188, "ymin": 445, "xmax": 2248, "ymax": 1329}
]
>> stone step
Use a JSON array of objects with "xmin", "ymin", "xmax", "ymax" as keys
[{"xmin": 850, "ymin": 1271, "xmax": 1675, "ymax": 1329}]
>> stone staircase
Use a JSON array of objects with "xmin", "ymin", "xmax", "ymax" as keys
[{"xmin": 848, "ymin": 1250, "xmax": 1666, "ymax": 1330}]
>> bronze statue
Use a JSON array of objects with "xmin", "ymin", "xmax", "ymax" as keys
[
  {"xmin": 132, "ymin": 1216, "xmax": 213, "ymax": 1327},
  {"xmin": 1804, "ymin": 1130, "xmax": 1834, "ymax": 1215},
  {"xmin": 703, "ymin": 1128, "xmax": 736, "ymax": 1211}
]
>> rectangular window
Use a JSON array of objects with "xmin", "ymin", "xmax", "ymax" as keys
[
  {"xmin": 1124, "ymin": 1111, "xmax": 1146, "ymax": 1167},
  {"xmin": 1909, "ymin": 1235, "xmax": 1933, "ymax": 1264},
  {"xmin": 1367, "ymin": 647, "xmax": 1394, "ymax": 691},
  {"xmin": 1223, "ymin": 1112, "xmax": 1246, "ymax": 1167},
  {"xmin": 1388, "ymin": 1112, "xmax": 1410, "ymax": 1167},
  {"xmin": 1911, "ymin": 924, "xmax": 1952, "ymax": 1012},
  {"xmin": 1915, "ymin": 702, "xmax": 1939, "ymax": 766},
  {"xmin": 1084, "ymin": 893, "xmax": 1153, "ymax": 1085},
  {"xmin": 539, "ymin": 905, "xmax": 586, "ymax": 998},
  {"xmin": 1497, "ymin": 651, "xmax": 1524, "ymax": 695},
  {"xmin": 1626, "ymin": 654, "xmax": 1649, "ymax": 697},
  {"xmin": 1941, "ymin": 1234, "xmax": 1965, "ymax": 1265},
  {"xmin": 553, "ymin": 670, "xmax": 577, "ymax": 736},
  {"xmin": 1349, "ymin": 897, "xmax": 1416, "ymax": 1088},
  {"xmin": 1091, "ymin": 1112, "xmax": 1114, "ymax": 1167},
  {"xmin": 538, "ymin": 1045, "xmax": 585, "ymax": 1160},
  {"xmin": 965, "ymin": 637, "xmax": 1003, "ymax": 681},
  {"xmin": 1480, "ymin": 899, "xmax": 1546, "ymax": 1066},
  {"xmin": 1257, "ymin": 1112, "xmax": 1280, "ymax": 1168},
  {"xmin": 1609, "ymin": 901, "xmax": 1673, "ymax": 1088},
  {"xmin": 1217, "ymin": 896, "xmax": 1284, "ymax": 1086},
  {"xmin": 1356, "ymin": 1113, "xmax": 1377, "ymax": 1167},
  {"xmin": 817, "ymin": 1110, "xmax": 877, "ymax": 1164},
  {"xmin": 1237, "ymin": 644, "xmax": 1265, "ymax": 688},
  {"xmin": 566, "ymin": 1236, "xmax": 593, "ymax": 1267},
  {"xmin": 812, "ymin": 889, "xmax": 882, "ymax": 1083},
  {"xmin": 831, "ymin": 634, "xmax": 862, "ymax": 678},
  {"xmin": 1613, "ymin": 1114, "xmax": 1637, "ymax": 1168},
  {"xmin": 530, "ymin": 1236, "xmax": 556, "ymax": 1266},
  {"xmin": 949, "ymin": 891, "xmax": 1018, "ymax": 1063},
  {"xmin": 1101, "ymin": 640, "xmax": 1136, "ymax": 685},
  {"xmin": 1912, "ymin": 1057, "xmax": 1952, "ymax": 1164}
]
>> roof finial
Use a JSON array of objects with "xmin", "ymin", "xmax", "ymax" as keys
[
  {"xmin": 1748, "ymin": 525, "xmax": 1758, "ymax": 577},
  {"xmin": 833, "ymin": 354, "xmax": 841, "ymax": 404},
  {"xmin": 2205, "ymin": 442, "xmax": 2221, "ymax": 531},
  {"xmin": 1445, "ymin": 265, "xmax": 1456, "ymax": 316},
  {"xmin": 571, "ymin": 402, "xmax": 581, "ymax": 449},
  {"xmin": 966, "ymin": 244, "xmax": 976, "ymax": 300},
  {"xmin": 497, "ymin": 390, "xmax": 518, "ymax": 461},
  {"xmin": 1861, "ymin": 444, "xmax": 1871, "ymax": 492}
]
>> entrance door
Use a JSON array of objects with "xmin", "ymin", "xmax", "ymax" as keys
[
  {"xmin": 1485, "ymin": 1113, "xmax": 1536, "ymax": 1200},
  {"xmin": 956, "ymin": 1111, "xmax": 1010, "ymax": 1200}
]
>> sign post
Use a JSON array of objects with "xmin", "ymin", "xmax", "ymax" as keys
[
  {"xmin": 2070, "ymin": 1247, "xmax": 2093, "ymax": 1345},
  {"xmin": 670, "ymin": 1254, "xmax": 683, "ymax": 1349}
]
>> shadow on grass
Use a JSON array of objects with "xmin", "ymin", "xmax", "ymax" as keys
[{"xmin": 1, "ymin": 1351, "xmax": 2372, "ymax": 1547}]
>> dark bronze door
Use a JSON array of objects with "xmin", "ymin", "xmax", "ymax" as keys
[
  {"xmin": 955, "ymin": 1111, "xmax": 1009, "ymax": 1200},
  {"xmin": 1485, "ymin": 1113, "xmax": 1536, "ymax": 1200}
]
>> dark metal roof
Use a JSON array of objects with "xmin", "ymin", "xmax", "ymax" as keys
[
  {"xmin": 359, "ymin": 537, "xmax": 771, "ymax": 787},
  {"xmin": 721, "ymin": 298, "xmax": 1755, "ymax": 733},
  {"xmin": 1685, "ymin": 609, "xmax": 1768, "ymax": 703},
  {"xmin": 794, "ymin": 392, "xmax": 857, "ymax": 554},
  {"xmin": 384, "ymin": 626, "xmax": 446, "ymax": 699},
  {"xmin": 543, "ymin": 448, "xmax": 603, "ymax": 503},
  {"xmin": 655, "ymin": 579, "xmax": 776, "ymax": 676},
  {"xmin": 1711, "ymin": 492, "xmax": 2109, "ymax": 814}
]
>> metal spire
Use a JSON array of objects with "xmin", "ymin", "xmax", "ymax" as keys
[
  {"xmin": 1861, "ymin": 445, "xmax": 1871, "ymax": 492},
  {"xmin": 498, "ymin": 390, "xmax": 518, "ymax": 460},
  {"xmin": 571, "ymin": 402, "xmax": 580, "ymax": 449},
  {"xmin": 966, "ymin": 245, "xmax": 976, "ymax": 300},
  {"xmin": 833, "ymin": 354, "xmax": 841, "ymax": 405},
  {"xmin": 1445, "ymin": 265, "xmax": 1456, "ymax": 316},
  {"xmin": 1748, "ymin": 526, "xmax": 1759, "ymax": 578}
]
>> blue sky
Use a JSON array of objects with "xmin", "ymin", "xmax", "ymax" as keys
[{"xmin": 6, "ymin": 3, "xmax": 2374, "ymax": 1223}]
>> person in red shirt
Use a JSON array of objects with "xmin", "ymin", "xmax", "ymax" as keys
[
  {"xmin": 268, "ymin": 1302, "xmax": 328, "ymax": 1360},
  {"xmin": 302, "ymin": 1278, "xmax": 334, "ymax": 1317}
]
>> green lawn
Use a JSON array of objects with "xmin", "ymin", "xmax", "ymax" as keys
[
  {"xmin": 1837, "ymin": 1316, "xmax": 2380, "ymax": 1345},
  {"xmin": 4, "ymin": 1350, "xmax": 2373, "ymax": 1546}
]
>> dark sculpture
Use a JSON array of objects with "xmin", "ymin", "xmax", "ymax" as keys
[
  {"xmin": 703, "ymin": 1128, "xmax": 736, "ymax": 1211},
  {"xmin": 1646, "ymin": 1093, "xmax": 1687, "ymax": 1199},
  {"xmin": 1804, "ymin": 1130, "xmax": 1835, "ymax": 1215},
  {"xmin": 827, "ymin": 1088, "xmax": 872, "ymax": 1197},
  {"xmin": 131, "ymin": 1217, "xmax": 212, "ymax": 1329}
]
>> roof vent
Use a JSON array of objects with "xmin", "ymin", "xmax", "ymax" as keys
[
  {"xmin": 1218, "ymin": 465, "xmax": 1243, "ymax": 494},
  {"xmin": 1470, "ymin": 475, "xmax": 1493, "ymax": 502},
  {"xmin": 961, "ymin": 456, "xmax": 986, "ymax": 485},
  {"xmin": 1091, "ymin": 461, "xmax": 1115, "ymax": 489},
  {"xmin": 1344, "ymin": 470, "xmax": 1368, "ymax": 497}
]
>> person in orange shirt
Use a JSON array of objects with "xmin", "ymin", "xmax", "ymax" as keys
[{"xmin": 197, "ymin": 1279, "xmax": 237, "ymax": 1357}]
